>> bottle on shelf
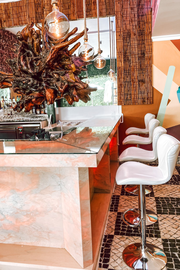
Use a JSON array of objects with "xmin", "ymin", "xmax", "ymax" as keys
[
  {"xmin": 36, "ymin": 105, "xmax": 40, "ymax": 114},
  {"xmin": 32, "ymin": 106, "xmax": 36, "ymax": 114},
  {"xmin": 12, "ymin": 97, "xmax": 16, "ymax": 108},
  {"xmin": 40, "ymin": 103, "xmax": 45, "ymax": 114},
  {"xmin": 1, "ymin": 96, "xmax": 4, "ymax": 109}
]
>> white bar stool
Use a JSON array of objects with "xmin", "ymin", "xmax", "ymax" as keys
[
  {"xmin": 123, "ymin": 118, "xmax": 160, "ymax": 146},
  {"xmin": 126, "ymin": 113, "xmax": 155, "ymax": 135},
  {"xmin": 123, "ymin": 118, "xmax": 160, "ymax": 196},
  {"xmin": 116, "ymin": 134, "xmax": 180, "ymax": 270},
  {"xmin": 119, "ymin": 126, "xmax": 167, "ymax": 227}
]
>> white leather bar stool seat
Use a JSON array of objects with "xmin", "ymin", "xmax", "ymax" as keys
[
  {"xmin": 116, "ymin": 161, "xmax": 164, "ymax": 186},
  {"xmin": 120, "ymin": 126, "xmax": 167, "ymax": 163},
  {"xmin": 116, "ymin": 134, "xmax": 180, "ymax": 270},
  {"xmin": 126, "ymin": 113, "xmax": 155, "ymax": 135},
  {"xmin": 119, "ymin": 127, "xmax": 167, "ymax": 227},
  {"xmin": 123, "ymin": 118, "xmax": 159, "ymax": 145}
]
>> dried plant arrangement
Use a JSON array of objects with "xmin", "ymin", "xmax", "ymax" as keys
[{"xmin": 0, "ymin": 23, "xmax": 96, "ymax": 112}]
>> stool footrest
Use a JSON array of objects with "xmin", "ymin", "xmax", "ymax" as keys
[
  {"xmin": 125, "ymin": 185, "xmax": 152, "ymax": 195},
  {"xmin": 123, "ymin": 208, "xmax": 158, "ymax": 227}
]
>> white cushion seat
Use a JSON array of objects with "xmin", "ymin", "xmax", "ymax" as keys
[
  {"xmin": 125, "ymin": 127, "xmax": 148, "ymax": 135},
  {"xmin": 125, "ymin": 113, "xmax": 155, "ymax": 135},
  {"xmin": 119, "ymin": 126, "xmax": 167, "ymax": 163},
  {"xmin": 123, "ymin": 135, "xmax": 151, "ymax": 145},
  {"xmin": 116, "ymin": 161, "xmax": 164, "ymax": 186},
  {"xmin": 123, "ymin": 119, "xmax": 160, "ymax": 145},
  {"xmin": 119, "ymin": 147, "xmax": 155, "ymax": 163}
]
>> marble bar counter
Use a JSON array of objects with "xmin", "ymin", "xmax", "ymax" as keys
[{"xmin": 0, "ymin": 106, "xmax": 122, "ymax": 270}]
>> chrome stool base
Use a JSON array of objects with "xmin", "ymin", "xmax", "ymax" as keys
[
  {"xmin": 123, "ymin": 208, "xmax": 158, "ymax": 227},
  {"xmin": 125, "ymin": 185, "xmax": 152, "ymax": 195},
  {"xmin": 123, "ymin": 242, "xmax": 167, "ymax": 270}
]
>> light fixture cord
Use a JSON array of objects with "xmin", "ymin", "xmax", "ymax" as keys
[
  {"xmin": 109, "ymin": 17, "xmax": 112, "ymax": 69},
  {"xmin": 51, "ymin": 0, "xmax": 58, "ymax": 7},
  {"xmin": 83, "ymin": 0, "xmax": 88, "ymax": 42},
  {"xmin": 96, "ymin": 0, "xmax": 101, "ymax": 54},
  {"xmin": 111, "ymin": 20, "xmax": 115, "ymax": 73}
]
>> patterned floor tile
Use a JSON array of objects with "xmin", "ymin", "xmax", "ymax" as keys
[
  {"xmin": 158, "ymin": 215, "xmax": 180, "ymax": 239},
  {"xmin": 153, "ymin": 185, "xmax": 180, "ymax": 198},
  {"xmin": 167, "ymin": 174, "xmax": 180, "ymax": 185},
  {"xmin": 104, "ymin": 212, "xmax": 117, "ymax": 235},
  {"xmin": 99, "ymin": 235, "xmax": 114, "ymax": 269},
  {"xmin": 117, "ymin": 196, "xmax": 156, "ymax": 213},
  {"xmin": 113, "ymin": 185, "xmax": 122, "ymax": 196},
  {"xmin": 162, "ymin": 239, "xmax": 180, "ymax": 269},
  {"xmin": 109, "ymin": 195, "xmax": 120, "ymax": 212},
  {"xmin": 174, "ymin": 167, "xmax": 179, "ymax": 175},
  {"xmin": 109, "ymin": 236, "xmax": 140, "ymax": 270},
  {"xmin": 114, "ymin": 212, "xmax": 161, "ymax": 238},
  {"xmin": 175, "ymin": 165, "xmax": 180, "ymax": 175},
  {"xmin": 155, "ymin": 197, "xmax": 180, "ymax": 215}
]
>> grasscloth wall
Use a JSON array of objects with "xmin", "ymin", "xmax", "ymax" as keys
[
  {"xmin": 0, "ymin": 0, "xmax": 152, "ymax": 106},
  {"xmin": 115, "ymin": 0, "xmax": 152, "ymax": 105},
  {"xmin": 0, "ymin": 0, "xmax": 115, "ymax": 27}
]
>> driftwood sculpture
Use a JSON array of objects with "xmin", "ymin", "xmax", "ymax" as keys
[{"xmin": 0, "ymin": 23, "xmax": 96, "ymax": 112}]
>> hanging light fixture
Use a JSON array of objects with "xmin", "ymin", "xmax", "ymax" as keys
[
  {"xmin": 45, "ymin": 0, "xmax": 70, "ymax": 40},
  {"xmin": 107, "ymin": 18, "xmax": 115, "ymax": 78},
  {"xmin": 94, "ymin": 0, "xmax": 106, "ymax": 69},
  {"xmin": 78, "ymin": 0, "xmax": 94, "ymax": 62}
]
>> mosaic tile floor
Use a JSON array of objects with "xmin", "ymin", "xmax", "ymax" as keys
[{"xmin": 98, "ymin": 164, "xmax": 180, "ymax": 270}]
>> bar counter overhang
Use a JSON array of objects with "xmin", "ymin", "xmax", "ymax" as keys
[{"xmin": 0, "ymin": 106, "xmax": 122, "ymax": 270}]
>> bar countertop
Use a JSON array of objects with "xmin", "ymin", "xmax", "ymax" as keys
[
  {"xmin": 0, "ymin": 108, "xmax": 122, "ymax": 270},
  {"xmin": 0, "ymin": 114, "xmax": 122, "ymax": 167}
]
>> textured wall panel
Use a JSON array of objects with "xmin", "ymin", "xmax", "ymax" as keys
[
  {"xmin": 115, "ymin": 0, "xmax": 153, "ymax": 105},
  {"xmin": 0, "ymin": 0, "xmax": 115, "ymax": 27}
]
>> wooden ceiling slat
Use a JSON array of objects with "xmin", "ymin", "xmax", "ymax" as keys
[
  {"xmin": 91, "ymin": 0, "xmax": 96, "ymax": 18},
  {"xmin": 69, "ymin": 0, "xmax": 77, "ymax": 20},
  {"xmin": 76, "ymin": 0, "xmax": 83, "ymax": 19}
]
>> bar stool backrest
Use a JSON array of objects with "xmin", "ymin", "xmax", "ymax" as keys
[
  {"xmin": 152, "ymin": 126, "xmax": 167, "ymax": 159},
  {"xmin": 158, "ymin": 134, "xmax": 180, "ymax": 183},
  {"xmin": 148, "ymin": 119, "xmax": 160, "ymax": 142},
  {"xmin": 144, "ymin": 113, "xmax": 155, "ymax": 130}
]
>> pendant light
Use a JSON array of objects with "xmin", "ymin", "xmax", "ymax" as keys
[
  {"xmin": 45, "ymin": 0, "xmax": 70, "ymax": 40},
  {"xmin": 107, "ymin": 18, "xmax": 115, "ymax": 78},
  {"xmin": 78, "ymin": 0, "xmax": 94, "ymax": 62},
  {"xmin": 94, "ymin": 0, "xmax": 106, "ymax": 69}
]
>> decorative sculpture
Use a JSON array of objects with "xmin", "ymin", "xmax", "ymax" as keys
[{"xmin": 0, "ymin": 22, "xmax": 96, "ymax": 112}]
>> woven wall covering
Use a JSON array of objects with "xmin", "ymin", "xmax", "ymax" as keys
[
  {"xmin": 0, "ymin": 29, "xmax": 17, "ymax": 73},
  {"xmin": 0, "ymin": 0, "xmax": 115, "ymax": 27},
  {"xmin": 115, "ymin": 0, "xmax": 153, "ymax": 105}
]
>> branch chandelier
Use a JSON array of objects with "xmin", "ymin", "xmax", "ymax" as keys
[{"xmin": 0, "ymin": 0, "xmax": 97, "ymax": 112}]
